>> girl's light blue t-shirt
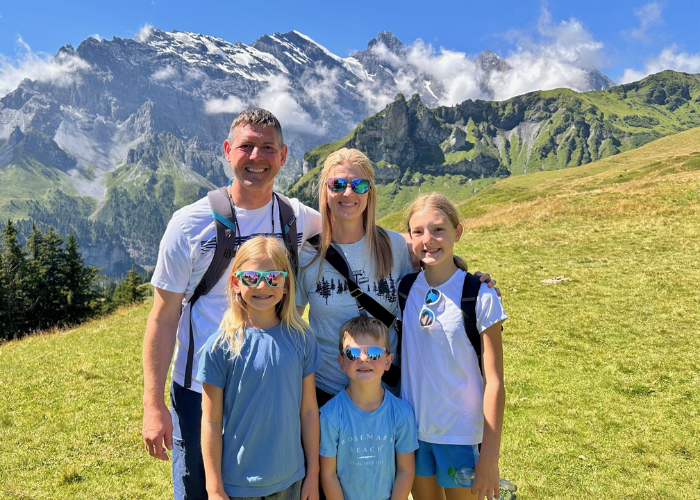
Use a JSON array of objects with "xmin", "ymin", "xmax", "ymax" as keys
[{"xmin": 197, "ymin": 324, "xmax": 322, "ymax": 497}]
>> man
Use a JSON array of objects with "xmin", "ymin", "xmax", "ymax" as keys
[{"xmin": 142, "ymin": 109, "xmax": 322, "ymax": 499}]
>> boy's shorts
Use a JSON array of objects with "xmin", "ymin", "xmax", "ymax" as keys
[{"xmin": 415, "ymin": 440, "xmax": 480, "ymax": 488}]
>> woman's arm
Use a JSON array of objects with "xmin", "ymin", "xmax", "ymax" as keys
[
  {"xmin": 201, "ymin": 382, "xmax": 229, "ymax": 500},
  {"xmin": 300, "ymin": 374, "xmax": 320, "ymax": 500},
  {"xmin": 472, "ymin": 321, "xmax": 506, "ymax": 500},
  {"xmin": 390, "ymin": 451, "xmax": 415, "ymax": 500},
  {"xmin": 320, "ymin": 455, "xmax": 344, "ymax": 500}
]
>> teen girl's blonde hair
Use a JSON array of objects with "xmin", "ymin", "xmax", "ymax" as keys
[
  {"xmin": 315, "ymin": 148, "xmax": 393, "ymax": 280},
  {"xmin": 217, "ymin": 236, "xmax": 309, "ymax": 355},
  {"xmin": 405, "ymin": 192, "xmax": 469, "ymax": 272}
]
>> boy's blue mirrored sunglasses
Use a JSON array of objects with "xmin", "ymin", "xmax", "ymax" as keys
[
  {"xmin": 327, "ymin": 177, "xmax": 371, "ymax": 194},
  {"xmin": 342, "ymin": 346, "xmax": 388, "ymax": 361},
  {"xmin": 234, "ymin": 270, "xmax": 288, "ymax": 287},
  {"xmin": 419, "ymin": 288, "xmax": 442, "ymax": 328}
]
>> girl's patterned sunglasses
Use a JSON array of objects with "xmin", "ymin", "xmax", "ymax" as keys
[{"xmin": 234, "ymin": 270, "xmax": 288, "ymax": 287}]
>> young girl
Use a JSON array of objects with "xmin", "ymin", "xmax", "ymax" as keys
[
  {"xmin": 197, "ymin": 236, "xmax": 323, "ymax": 500},
  {"xmin": 400, "ymin": 193, "xmax": 507, "ymax": 500}
]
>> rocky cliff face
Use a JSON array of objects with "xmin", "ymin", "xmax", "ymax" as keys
[
  {"xmin": 0, "ymin": 28, "xmax": 618, "ymax": 276},
  {"xmin": 290, "ymin": 71, "xmax": 700, "ymax": 213}
]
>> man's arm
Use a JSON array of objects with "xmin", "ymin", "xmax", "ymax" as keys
[
  {"xmin": 142, "ymin": 287, "xmax": 184, "ymax": 460},
  {"xmin": 201, "ymin": 382, "xmax": 228, "ymax": 500},
  {"xmin": 299, "ymin": 374, "xmax": 320, "ymax": 500},
  {"xmin": 390, "ymin": 451, "xmax": 415, "ymax": 500},
  {"xmin": 319, "ymin": 455, "xmax": 344, "ymax": 500}
]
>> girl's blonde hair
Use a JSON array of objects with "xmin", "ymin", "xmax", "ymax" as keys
[
  {"xmin": 316, "ymin": 148, "xmax": 393, "ymax": 280},
  {"xmin": 217, "ymin": 236, "xmax": 309, "ymax": 355},
  {"xmin": 405, "ymin": 192, "xmax": 469, "ymax": 272}
]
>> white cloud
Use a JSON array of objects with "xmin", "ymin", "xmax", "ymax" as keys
[
  {"xmin": 352, "ymin": 8, "xmax": 608, "ymax": 110},
  {"xmin": 135, "ymin": 23, "xmax": 154, "ymax": 43},
  {"xmin": 0, "ymin": 36, "xmax": 90, "ymax": 98},
  {"xmin": 151, "ymin": 64, "xmax": 177, "ymax": 81},
  {"xmin": 631, "ymin": 2, "xmax": 664, "ymax": 40},
  {"xmin": 204, "ymin": 95, "xmax": 247, "ymax": 114},
  {"xmin": 255, "ymin": 74, "xmax": 324, "ymax": 135},
  {"xmin": 619, "ymin": 45, "xmax": 700, "ymax": 83}
]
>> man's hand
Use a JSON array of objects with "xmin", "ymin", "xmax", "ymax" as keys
[
  {"xmin": 474, "ymin": 271, "xmax": 500, "ymax": 297},
  {"xmin": 142, "ymin": 403, "xmax": 173, "ymax": 460}
]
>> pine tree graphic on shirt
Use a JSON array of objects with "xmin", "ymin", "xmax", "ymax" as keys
[{"xmin": 314, "ymin": 269, "xmax": 398, "ymax": 304}]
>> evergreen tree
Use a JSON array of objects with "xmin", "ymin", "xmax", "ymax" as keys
[
  {"xmin": 63, "ymin": 234, "xmax": 101, "ymax": 324},
  {"xmin": 0, "ymin": 220, "xmax": 28, "ymax": 338},
  {"xmin": 26, "ymin": 225, "xmax": 68, "ymax": 330},
  {"xmin": 112, "ymin": 268, "xmax": 146, "ymax": 307}
]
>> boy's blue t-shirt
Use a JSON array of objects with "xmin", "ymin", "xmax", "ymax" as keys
[
  {"xmin": 320, "ymin": 388, "xmax": 419, "ymax": 500},
  {"xmin": 196, "ymin": 324, "xmax": 322, "ymax": 498}
]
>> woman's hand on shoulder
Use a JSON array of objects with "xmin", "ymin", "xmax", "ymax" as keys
[{"xmin": 474, "ymin": 271, "xmax": 500, "ymax": 297}]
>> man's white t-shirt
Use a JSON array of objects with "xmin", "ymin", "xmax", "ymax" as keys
[
  {"xmin": 400, "ymin": 269, "xmax": 507, "ymax": 445},
  {"xmin": 151, "ymin": 195, "xmax": 321, "ymax": 393}
]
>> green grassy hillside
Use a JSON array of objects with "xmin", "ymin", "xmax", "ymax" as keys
[{"xmin": 1, "ymin": 128, "xmax": 699, "ymax": 498}]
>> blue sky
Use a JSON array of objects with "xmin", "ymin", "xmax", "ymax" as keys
[{"xmin": 1, "ymin": 0, "xmax": 699, "ymax": 93}]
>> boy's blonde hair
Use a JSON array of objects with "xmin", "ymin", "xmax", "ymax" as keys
[
  {"xmin": 338, "ymin": 316, "xmax": 391, "ymax": 353},
  {"xmin": 315, "ymin": 148, "xmax": 393, "ymax": 280},
  {"xmin": 405, "ymin": 192, "xmax": 469, "ymax": 272},
  {"xmin": 217, "ymin": 236, "xmax": 308, "ymax": 355}
]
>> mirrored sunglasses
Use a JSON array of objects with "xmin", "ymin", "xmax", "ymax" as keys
[
  {"xmin": 419, "ymin": 288, "xmax": 441, "ymax": 328},
  {"xmin": 234, "ymin": 270, "xmax": 288, "ymax": 287},
  {"xmin": 342, "ymin": 346, "xmax": 388, "ymax": 361},
  {"xmin": 327, "ymin": 177, "xmax": 371, "ymax": 194}
]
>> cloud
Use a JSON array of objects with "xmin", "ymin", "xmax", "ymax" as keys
[
  {"xmin": 204, "ymin": 95, "xmax": 247, "ymax": 114},
  {"xmin": 353, "ymin": 8, "xmax": 608, "ymax": 110},
  {"xmin": 151, "ymin": 65, "xmax": 177, "ymax": 81},
  {"xmin": 619, "ymin": 45, "xmax": 700, "ymax": 83},
  {"xmin": 630, "ymin": 2, "xmax": 664, "ymax": 40},
  {"xmin": 135, "ymin": 23, "xmax": 154, "ymax": 43},
  {"xmin": 0, "ymin": 36, "xmax": 90, "ymax": 98},
  {"xmin": 255, "ymin": 74, "xmax": 324, "ymax": 135}
]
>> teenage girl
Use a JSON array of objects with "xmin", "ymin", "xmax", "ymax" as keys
[
  {"xmin": 197, "ymin": 236, "xmax": 322, "ymax": 500},
  {"xmin": 400, "ymin": 193, "xmax": 507, "ymax": 500}
]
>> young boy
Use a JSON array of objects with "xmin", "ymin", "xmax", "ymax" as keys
[{"xmin": 319, "ymin": 316, "xmax": 418, "ymax": 500}]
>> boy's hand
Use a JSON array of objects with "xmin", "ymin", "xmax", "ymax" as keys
[
  {"xmin": 474, "ymin": 271, "xmax": 501, "ymax": 297},
  {"xmin": 472, "ymin": 456, "xmax": 500, "ymax": 500},
  {"xmin": 300, "ymin": 475, "xmax": 319, "ymax": 500}
]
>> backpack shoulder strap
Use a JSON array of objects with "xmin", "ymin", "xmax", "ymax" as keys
[
  {"xmin": 397, "ymin": 272, "xmax": 420, "ymax": 320},
  {"xmin": 274, "ymin": 192, "xmax": 299, "ymax": 277},
  {"xmin": 461, "ymin": 272, "xmax": 483, "ymax": 375},
  {"xmin": 184, "ymin": 186, "xmax": 237, "ymax": 389}
]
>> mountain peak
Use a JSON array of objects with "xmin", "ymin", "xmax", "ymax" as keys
[{"xmin": 367, "ymin": 31, "xmax": 405, "ymax": 54}]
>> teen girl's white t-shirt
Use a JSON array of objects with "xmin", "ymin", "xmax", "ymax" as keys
[
  {"xmin": 151, "ymin": 195, "xmax": 321, "ymax": 393},
  {"xmin": 399, "ymin": 269, "xmax": 507, "ymax": 445}
]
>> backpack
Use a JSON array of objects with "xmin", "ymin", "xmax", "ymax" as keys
[
  {"xmin": 397, "ymin": 271, "xmax": 484, "ymax": 374},
  {"xmin": 183, "ymin": 186, "xmax": 299, "ymax": 389}
]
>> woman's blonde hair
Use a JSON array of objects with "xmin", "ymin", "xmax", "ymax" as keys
[
  {"xmin": 405, "ymin": 192, "xmax": 468, "ymax": 272},
  {"xmin": 217, "ymin": 236, "xmax": 308, "ymax": 355},
  {"xmin": 315, "ymin": 148, "xmax": 393, "ymax": 279}
]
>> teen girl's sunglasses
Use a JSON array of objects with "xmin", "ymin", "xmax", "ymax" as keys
[
  {"xmin": 234, "ymin": 270, "xmax": 288, "ymax": 287},
  {"xmin": 327, "ymin": 177, "xmax": 371, "ymax": 194},
  {"xmin": 419, "ymin": 288, "xmax": 442, "ymax": 328},
  {"xmin": 342, "ymin": 346, "xmax": 389, "ymax": 361}
]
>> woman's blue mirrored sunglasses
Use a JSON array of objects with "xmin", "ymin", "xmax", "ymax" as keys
[{"xmin": 327, "ymin": 177, "xmax": 371, "ymax": 194}]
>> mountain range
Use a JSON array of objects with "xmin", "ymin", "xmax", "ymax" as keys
[{"xmin": 0, "ymin": 27, "xmax": 636, "ymax": 276}]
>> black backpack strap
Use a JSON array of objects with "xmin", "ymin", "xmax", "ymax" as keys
[
  {"xmin": 322, "ymin": 245, "xmax": 402, "ymax": 387},
  {"xmin": 183, "ymin": 187, "xmax": 237, "ymax": 389},
  {"xmin": 274, "ymin": 192, "xmax": 299, "ymax": 277},
  {"xmin": 397, "ymin": 272, "xmax": 420, "ymax": 321},
  {"xmin": 461, "ymin": 272, "xmax": 483, "ymax": 376}
]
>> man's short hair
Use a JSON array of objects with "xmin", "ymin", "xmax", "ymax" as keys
[
  {"xmin": 338, "ymin": 316, "xmax": 391, "ymax": 353},
  {"xmin": 228, "ymin": 108, "xmax": 284, "ymax": 147}
]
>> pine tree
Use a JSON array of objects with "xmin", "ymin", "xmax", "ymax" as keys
[
  {"xmin": 63, "ymin": 234, "xmax": 100, "ymax": 324},
  {"xmin": 0, "ymin": 220, "xmax": 28, "ymax": 338},
  {"xmin": 26, "ymin": 226, "xmax": 68, "ymax": 329},
  {"xmin": 112, "ymin": 268, "xmax": 146, "ymax": 307}
]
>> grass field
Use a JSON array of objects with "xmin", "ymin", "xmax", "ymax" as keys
[{"xmin": 2, "ymin": 128, "xmax": 699, "ymax": 499}]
